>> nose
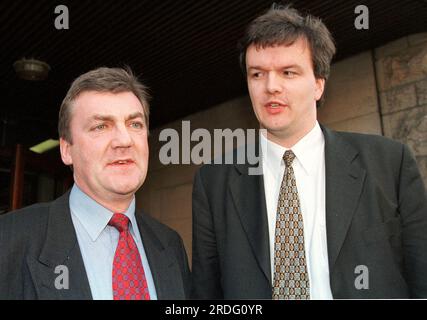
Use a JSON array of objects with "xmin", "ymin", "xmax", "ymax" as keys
[
  {"xmin": 111, "ymin": 124, "xmax": 133, "ymax": 148},
  {"xmin": 266, "ymin": 73, "xmax": 282, "ymax": 94}
]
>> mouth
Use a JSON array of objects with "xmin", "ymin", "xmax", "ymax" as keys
[
  {"xmin": 264, "ymin": 101, "xmax": 288, "ymax": 113},
  {"xmin": 108, "ymin": 159, "xmax": 135, "ymax": 167},
  {"xmin": 265, "ymin": 101, "xmax": 287, "ymax": 108}
]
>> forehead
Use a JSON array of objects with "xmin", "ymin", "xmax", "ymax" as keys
[
  {"xmin": 72, "ymin": 91, "xmax": 144, "ymax": 118},
  {"xmin": 246, "ymin": 38, "xmax": 313, "ymax": 69}
]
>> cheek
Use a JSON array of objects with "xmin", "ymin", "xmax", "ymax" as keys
[
  {"xmin": 71, "ymin": 140, "xmax": 104, "ymax": 168},
  {"xmin": 248, "ymin": 81, "xmax": 261, "ymax": 98},
  {"xmin": 137, "ymin": 137, "xmax": 149, "ymax": 159},
  {"xmin": 293, "ymin": 81, "xmax": 317, "ymax": 101},
  {"xmin": 141, "ymin": 146, "xmax": 149, "ymax": 163},
  {"xmin": 73, "ymin": 151, "xmax": 96, "ymax": 171}
]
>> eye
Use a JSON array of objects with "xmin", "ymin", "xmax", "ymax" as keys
[
  {"xmin": 93, "ymin": 124, "xmax": 107, "ymax": 131},
  {"xmin": 283, "ymin": 70, "xmax": 296, "ymax": 78},
  {"xmin": 249, "ymin": 71, "xmax": 263, "ymax": 79},
  {"xmin": 130, "ymin": 121, "xmax": 143, "ymax": 129}
]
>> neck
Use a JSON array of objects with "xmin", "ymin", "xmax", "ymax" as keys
[
  {"xmin": 98, "ymin": 198, "xmax": 133, "ymax": 214},
  {"xmin": 265, "ymin": 121, "xmax": 316, "ymax": 149},
  {"xmin": 74, "ymin": 183, "xmax": 134, "ymax": 213}
]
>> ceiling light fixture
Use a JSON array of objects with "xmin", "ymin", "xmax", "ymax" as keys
[
  {"xmin": 13, "ymin": 58, "xmax": 51, "ymax": 81},
  {"xmin": 29, "ymin": 139, "xmax": 59, "ymax": 154}
]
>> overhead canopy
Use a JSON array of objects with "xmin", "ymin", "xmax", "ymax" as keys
[{"xmin": 1, "ymin": 0, "xmax": 426, "ymax": 147}]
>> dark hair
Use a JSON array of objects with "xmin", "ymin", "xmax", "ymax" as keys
[
  {"xmin": 58, "ymin": 66, "xmax": 150, "ymax": 143},
  {"xmin": 238, "ymin": 4, "xmax": 336, "ymax": 82}
]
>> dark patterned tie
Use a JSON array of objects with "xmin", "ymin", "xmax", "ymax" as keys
[
  {"xmin": 109, "ymin": 213, "xmax": 150, "ymax": 300},
  {"xmin": 272, "ymin": 150, "xmax": 310, "ymax": 299}
]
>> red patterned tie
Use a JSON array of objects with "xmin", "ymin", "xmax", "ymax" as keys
[{"xmin": 108, "ymin": 213, "xmax": 150, "ymax": 300}]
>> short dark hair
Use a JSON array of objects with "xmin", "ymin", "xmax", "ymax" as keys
[
  {"xmin": 58, "ymin": 66, "xmax": 150, "ymax": 143},
  {"xmin": 238, "ymin": 4, "xmax": 336, "ymax": 82}
]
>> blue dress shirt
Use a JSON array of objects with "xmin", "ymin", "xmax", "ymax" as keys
[{"xmin": 69, "ymin": 184, "xmax": 158, "ymax": 300}]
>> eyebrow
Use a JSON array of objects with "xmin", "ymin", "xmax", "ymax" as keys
[
  {"xmin": 247, "ymin": 64, "xmax": 302, "ymax": 71},
  {"xmin": 90, "ymin": 112, "xmax": 145, "ymax": 122},
  {"xmin": 125, "ymin": 112, "xmax": 145, "ymax": 121}
]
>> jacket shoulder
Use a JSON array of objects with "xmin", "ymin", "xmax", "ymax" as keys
[
  {"xmin": 335, "ymin": 130, "xmax": 404, "ymax": 150},
  {"xmin": 0, "ymin": 202, "xmax": 51, "ymax": 282},
  {"xmin": 330, "ymin": 130, "xmax": 409, "ymax": 177},
  {"xmin": 138, "ymin": 211, "xmax": 183, "ymax": 245},
  {"xmin": 0, "ymin": 202, "xmax": 50, "ymax": 238}
]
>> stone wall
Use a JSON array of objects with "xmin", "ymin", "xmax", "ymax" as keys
[{"xmin": 375, "ymin": 33, "xmax": 427, "ymax": 183}]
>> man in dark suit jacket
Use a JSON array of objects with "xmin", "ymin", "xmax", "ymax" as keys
[
  {"xmin": 191, "ymin": 5, "xmax": 427, "ymax": 299},
  {"xmin": 0, "ymin": 67, "xmax": 190, "ymax": 300},
  {"xmin": 0, "ymin": 191, "xmax": 190, "ymax": 299}
]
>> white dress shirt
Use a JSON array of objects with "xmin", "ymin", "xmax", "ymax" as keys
[
  {"xmin": 261, "ymin": 122, "xmax": 333, "ymax": 299},
  {"xmin": 69, "ymin": 184, "xmax": 158, "ymax": 300}
]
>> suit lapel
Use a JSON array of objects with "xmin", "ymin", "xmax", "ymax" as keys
[
  {"xmin": 230, "ymin": 161, "xmax": 271, "ymax": 285},
  {"xmin": 136, "ymin": 213, "xmax": 186, "ymax": 299},
  {"xmin": 322, "ymin": 126, "xmax": 366, "ymax": 272},
  {"xmin": 225, "ymin": 127, "xmax": 366, "ymax": 290},
  {"xmin": 27, "ymin": 191, "xmax": 92, "ymax": 300}
]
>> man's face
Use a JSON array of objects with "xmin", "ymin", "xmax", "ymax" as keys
[
  {"xmin": 60, "ymin": 91, "xmax": 149, "ymax": 206},
  {"xmin": 246, "ymin": 38, "xmax": 325, "ymax": 145}
]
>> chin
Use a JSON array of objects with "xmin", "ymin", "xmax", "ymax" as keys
[
  {"xmin": 110, "ymin": 180, "xmax": 142, "ymax": 195},
  {"xmin": 262, "ymin": 122, "xmax": 291, "ymax": 133},
  {"xmin": 112, "ymin": 187, "xmax": 138, "ymax": 196}
]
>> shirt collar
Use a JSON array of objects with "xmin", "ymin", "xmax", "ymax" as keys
[
  {"xmin": 69, "ymin": 184, "xmax": 137, "ymax": 242},
  {"xmin": 260, "ymin": 121, "xmax": 324, "ymax": 175}
]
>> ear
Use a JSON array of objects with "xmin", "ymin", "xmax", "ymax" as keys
[
  {"xmin": 59, "ymin": 137, "xmax": 73, "ymax": 166},
  {"xmin": 314, "ymin": 78, "xmax": 325, "ymax": 101}
]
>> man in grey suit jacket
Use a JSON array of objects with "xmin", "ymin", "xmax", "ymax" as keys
[
  {"xmin": 0, "ymin": 67, "xmax": 190, "ymax": 300},
  {"xmin": 191, "ymin": 5, "xmax": 427, "ymax": 299}
]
